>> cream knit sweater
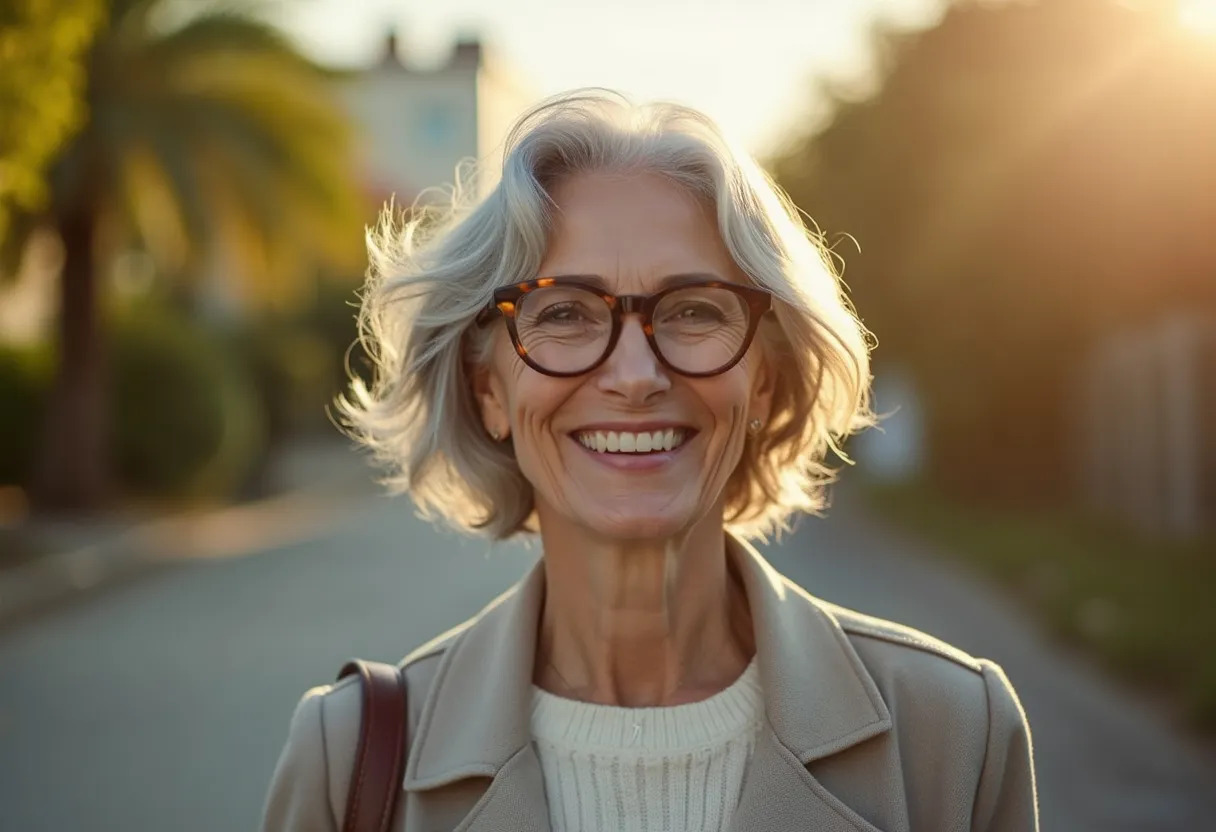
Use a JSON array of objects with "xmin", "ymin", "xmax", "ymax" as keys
[{"xmin": 529, "ymin": 658, "xmax": 764, "ymax": 832}]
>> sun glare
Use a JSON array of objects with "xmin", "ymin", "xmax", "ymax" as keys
[{"xmin": 1179, "ymin": 0, "xmax": 1216, "ymax": 36}]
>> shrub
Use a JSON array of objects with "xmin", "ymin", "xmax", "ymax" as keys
[
  {"xmin": 108, "ymin": 305, "xmax": 266, "ymax": 503},
  {"xmin": 229, "ymin": 323, "xmax": 337, "ymax": 446},
  {"xmin": 0, "ymin": 343, "xmax": 53, "ymax": 487}
]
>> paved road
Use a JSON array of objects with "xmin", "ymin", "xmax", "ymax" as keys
[{"xmin": 1, "ymin": 474, "xmax": 1213, "ymax": 831}]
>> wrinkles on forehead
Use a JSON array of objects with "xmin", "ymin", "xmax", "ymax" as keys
[{"xmin": 539, "ymin": 172, "xmax": 741, "ymax": 296}]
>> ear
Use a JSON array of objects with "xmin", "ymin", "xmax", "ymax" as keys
[
  {"xmin": 748, "ymin": 346, "xmax": 776, "ymax": 426},
  {"xmin": 471, "ymin": 357, "xmax": 510, "ymax": 440}
]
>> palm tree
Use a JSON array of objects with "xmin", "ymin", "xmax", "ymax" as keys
[
  {"xmin": 30, "ymin": 0, "xmax": 364, "ymax": 510},
  {"xmin": 0, "ymin": 0, "xmax": 101, "ymax": 269}
]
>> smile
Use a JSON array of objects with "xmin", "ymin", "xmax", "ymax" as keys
[{"xmin": 573, "ymin": 428, "xmax": 689, "ymax": 454}]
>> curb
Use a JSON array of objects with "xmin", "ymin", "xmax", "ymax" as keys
[
  {"xmin": 0, "ymin": 441, "xmax": 379, "ymax": 630},
  {"xmin": 0, "ymin": 527, "xmax": 159, "ymax": 628}
]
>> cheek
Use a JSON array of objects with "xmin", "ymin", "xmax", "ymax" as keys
[
  {"xmin": 693, "ymin": 368, "xmax": 755, "ymax": 422},
  {"xmin": 499, "ymin": 358, "xmax": 577, "ymax": 436},
  {"xmin": 490, "ymin": 338, "xmax": 539, "ymax": 412}
]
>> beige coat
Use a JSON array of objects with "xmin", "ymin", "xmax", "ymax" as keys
[{"xmin": 261, "ymin": 536, "xmax": 1038, "ymax": 831}]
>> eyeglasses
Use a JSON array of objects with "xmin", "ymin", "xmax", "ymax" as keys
[{"xmin": 476, "ymin": 277, "xmax": 773, "ymax": 378}]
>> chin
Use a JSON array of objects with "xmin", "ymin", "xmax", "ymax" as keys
[
  {"xmin": 580, "ymin": 504, "xmax": 699, "ymax": 542},
  {"xmin": 591, "ymin": 521, "xmax": 687, "ymax": 543}
]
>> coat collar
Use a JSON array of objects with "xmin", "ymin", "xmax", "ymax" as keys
[{"xmin": 403, "ymin": 534, "xmax": 892, "ymax": 792}]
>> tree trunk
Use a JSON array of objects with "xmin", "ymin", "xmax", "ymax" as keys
[{"xmin": 32, "ymin": 205, "xmax": 109, "ymax": 512}]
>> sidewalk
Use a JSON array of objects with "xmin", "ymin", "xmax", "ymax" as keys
[{"xmin": 0, "ymin": 437, "xmax": 379, "ymax": 628}]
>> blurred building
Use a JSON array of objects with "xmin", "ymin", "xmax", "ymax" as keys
[
  {"xmin": 1075, "ymin": 313, "xmax": 1216, "ymax": 538},
  {"xmin": 196, "ymin": 31, "xmax": 533, "ymax": 321},
  {"xmin": 0, "ymin": 29, "xmax": 537, "ymax": 340},
  {"xmin": 341, "ymin": 31, "xmax": 534, "ymax": 208}
]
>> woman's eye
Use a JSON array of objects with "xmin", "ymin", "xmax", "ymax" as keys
[
  {"xmin": 535, "ymin": 302, "xmax": 587, "ymax": 323},
  {"xmin": 669, "ymin": 303, "xmax": 725, "ymax": 322}
]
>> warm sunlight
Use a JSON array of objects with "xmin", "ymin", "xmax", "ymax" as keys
[{"xmin": 1179, "ymin": 0, "xmax": 1216, "ymax": 37}]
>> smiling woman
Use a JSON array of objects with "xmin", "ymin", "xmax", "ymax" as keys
[
  {"xmin": 260, "ymin": 89, "xmax": 1038, "ymax": 832},
  {"xmin": 347, "ymin": 94, "xmax": 873, "ymax": 543}
]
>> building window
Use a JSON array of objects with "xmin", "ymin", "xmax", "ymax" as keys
[{"xmin": 417, "ymin": 101, "xmax": 457, "ymax": 148}]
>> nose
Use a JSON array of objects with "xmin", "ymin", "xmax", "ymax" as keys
[{"xmin": 595, "ymin": 316, "xmax": 671, "ymax": 402}]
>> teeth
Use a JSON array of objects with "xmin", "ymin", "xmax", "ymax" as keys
[{"xmin": 575, "ymin": 429, "xmax": 688, "ymax": 454}]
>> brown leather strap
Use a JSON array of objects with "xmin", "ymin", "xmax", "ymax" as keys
[{"xmin": 337, "ymin": 659, "xmax": 408, "ymax": 832}]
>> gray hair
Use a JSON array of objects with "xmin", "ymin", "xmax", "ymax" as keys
[{"xmin": 337, "ymin": 89, "xmax": 876, "ymax": 541}]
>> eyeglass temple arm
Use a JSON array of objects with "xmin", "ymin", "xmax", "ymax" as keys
[{"xmin": 475, "ymin": 300, "xmax": 502, "ymax": 327}]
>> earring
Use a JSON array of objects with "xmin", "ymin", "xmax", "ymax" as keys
[
  {"xmin": 490, "ymin": 429, "xmax": 502, "ymax": 442},
  {"xmin": 747, "ymin": 418, "xmax": 763, "ymax": 435}
]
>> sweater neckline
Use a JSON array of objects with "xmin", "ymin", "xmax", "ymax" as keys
[{"xmin": 529, "ymin": 657, "xmax": 763, "ymax": 753}]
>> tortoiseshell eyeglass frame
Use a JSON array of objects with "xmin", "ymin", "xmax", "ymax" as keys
[{"xmin": 475, "ymin": 277, "xmax": 774, "ymax": 378}]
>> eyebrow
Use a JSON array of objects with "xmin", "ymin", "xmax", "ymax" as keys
[{"xmin": 543, "ymin": 272, "xmax": 730, "ymax": 291}]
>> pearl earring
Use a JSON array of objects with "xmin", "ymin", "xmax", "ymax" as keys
[
  {"xmin": 747, "ymin": 418, "xmax": 763, "ymax": 435},
  {"xmin": 490, "ymin": 429, "xmax": 501, "ymax": 442}
]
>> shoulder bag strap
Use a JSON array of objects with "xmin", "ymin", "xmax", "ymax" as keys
[{"xmin": 336, "ymin": 659, "xmax": 408, "ymax": 832}]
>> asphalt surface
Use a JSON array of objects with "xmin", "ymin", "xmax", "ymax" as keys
[{"xmin": 1, "ymin": 475, "xmax": 1213, "ymax": 831}]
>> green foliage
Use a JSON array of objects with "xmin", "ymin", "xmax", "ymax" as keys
[
  {"xmin": 865, "ymin": 479, "xmax": 1216, "ymax": 732},
  {"xmin": 0, "ymin": 307, "xmax": 269, "ymax": 503},
  {"xmin": 108, "ymin": 304, "xmax": 266, "ymax": 503},
  {"xmin": 770, "ymin": 0, "xmax": 1216, "ymax": 503},
  {"xmin": 0, "ymin": 343, "xmax": 53, "ymax": 485},
  {"xmin": 45, "ymin": 0, "xmax": 366, "ymax": 307},
  {"xmin": 21, "ymin": 0, "xmax": 368, "ymax": 509},
  {"xmin": 0, "ymin": 0, "xmax": 102, "ymax": 271},
  {"xmin": 229, "ymin": 321, "xmax": 339, "ymax": 446}
]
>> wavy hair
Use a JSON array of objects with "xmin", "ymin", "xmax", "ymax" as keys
[{"xmin": 337, "ymin": 89, "xmax": 876, "ymax": 541}]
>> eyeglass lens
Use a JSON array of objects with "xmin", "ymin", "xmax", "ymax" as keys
[{"xmin": 513, "ymin": 285, "xmax": 752, "ymax": 374}]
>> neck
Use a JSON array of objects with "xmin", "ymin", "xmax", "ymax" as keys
[{"xmin": 532, "ymin": 512, "xmax": 755, "ymax": 707}]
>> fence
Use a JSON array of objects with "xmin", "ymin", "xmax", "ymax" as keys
[{"xmin": 1075, "ymin": 313, "xmax": 1216, "ymax": 538}]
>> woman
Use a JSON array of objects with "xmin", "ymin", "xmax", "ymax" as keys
[{"xmin": 261, "ymin": 90, "xmax": 1037, "ymax": 832}]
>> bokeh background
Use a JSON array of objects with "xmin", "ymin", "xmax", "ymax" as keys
[{"xmin": 1, "ymin": 1, "xmax": 1213, "ymax": 829}]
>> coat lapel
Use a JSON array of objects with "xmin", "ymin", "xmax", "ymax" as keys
[
  {"xmin": 452, "ymin": 747, "xmax": 552, "ymax": 832},
  {"xmin": 402, "ymin": 557, "xmax": 552, "ymax": 831},
  {"xmin": 725, "ymin": 537, "xmax": 897, "ymax": 832},
  {"xmin": 402, "ymin": 535, "xmax": 901, "ymax": 831},
  {"xmin": 728, "ymin": 728, "xmax": 887, "ymax": 832},
  {"xmin": 730, "ymin": 536, "xmax": 892, "ymax": 759}
]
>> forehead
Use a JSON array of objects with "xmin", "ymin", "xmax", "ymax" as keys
[{"xmin": 540, "ymin": 172, "xmax": 740, "ymax": 286}]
